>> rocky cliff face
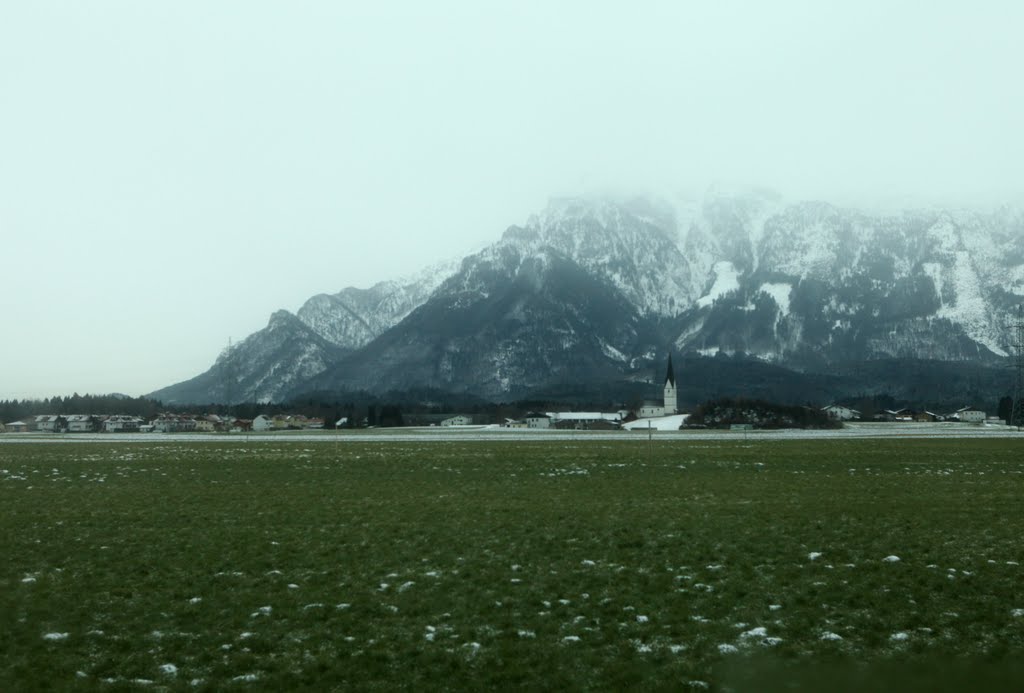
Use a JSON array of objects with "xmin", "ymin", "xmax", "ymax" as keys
[
  {"xmin": 150, "ymin": 191, "xmax": 1024, "ymax": 404},
  {"xmin": 293, "ymin": 259, "xmax": 461, "ymax": 350}
]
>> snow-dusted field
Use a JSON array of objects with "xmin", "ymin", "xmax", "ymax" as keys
[{"xmin": 4, "ymin": 437, "xmax": 1024, "ymax": 689}]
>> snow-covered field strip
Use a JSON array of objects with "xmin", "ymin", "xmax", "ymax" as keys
[
  {"xmin": 4, "ymin": 438, "xmax": 1024, "ymax": 689},
  {"xmin": 2, "ymin": 422, "xmax": 1022, "ymax": 445}
]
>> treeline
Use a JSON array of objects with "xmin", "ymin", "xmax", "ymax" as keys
[
  {"xmin": 687, "ymin": 397, "xmax": 841, "ymax": 429},
  {"xmin": 0, "ymin": 394, "xmax": 166, "ymax": 423}
]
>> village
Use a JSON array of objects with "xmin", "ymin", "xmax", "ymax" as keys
[{"xmin": 0, "ymin": 359, "xmax": 1005, "ymax": 434}]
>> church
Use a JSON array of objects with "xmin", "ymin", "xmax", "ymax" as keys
[{"xmin": 637, "ymin": 354, "xmax": 678, "ymax": 418}]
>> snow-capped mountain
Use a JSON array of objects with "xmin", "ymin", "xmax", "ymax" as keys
[
  {"xmin": 294, "ymin": 258, "xmax": 461, "ymax": 350},
  {"xmin": 150, "ymin": 191, "xmax": 1024, "ymax": 405}
]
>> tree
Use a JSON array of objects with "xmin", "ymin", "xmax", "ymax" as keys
[{"xmin": 998, "ymin": 396, "xmax": 1013, "ymax": 424}]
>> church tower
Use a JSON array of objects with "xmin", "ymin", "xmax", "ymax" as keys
[{"xmin": 663, "ymin": 353, "xmax": 677, "ymax": 414}]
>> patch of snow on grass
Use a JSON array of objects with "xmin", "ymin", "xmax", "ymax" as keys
[
  {"xmin": 717, "ymin": 643, "xmax": 739, "ymax": 654},
  {"xmin": 158, "ymin": 664, "xmax": 178, "ymax": 676},
  {"xmin": 42, "ymin": 632, "xmax": 69, "ymax": 641},
  {"xmin": 740, "ymin": 626, "xmax": 782, "ymax": 646},
  {"xmin": 820, "ymin": 632, "xmax": 843, "ymax": 641},
  {"xmin": 808, "ymin": 552, "xmax": 822, "ymax": 561},
  {"xmin": 883, "ymin": 555, "xmax": 901, "ymax": 563},
  {"xmin": 890, "ymin": 632, "xmax": 910, "ymax": 641}
]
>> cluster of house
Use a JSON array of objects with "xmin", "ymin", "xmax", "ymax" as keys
[
  {"xmin": 821, "ymin": 405, "xmax": 997, "ymax": 423},
  {"xmin": 1, "ymin": 413, "xmax": 325, "ymax": 434},
  {"xmin": 2, "ymin": 415, "xmax": 159, "ymax": 434}
]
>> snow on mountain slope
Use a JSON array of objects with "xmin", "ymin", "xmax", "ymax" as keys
[
  {"xmin": 295, "ymin": 258, "xmax": 460, "ymax": 349},
  {"xmin": 517, "ymin": 197, "xmax": 699, "ymax": 316}
]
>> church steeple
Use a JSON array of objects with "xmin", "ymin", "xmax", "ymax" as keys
[
  {"xmin": 664, "ymin": 353, "xmax": 676, "ymax": 387},
  {"xmin": 663, "ymin": 353, "xmax": 678, "ymax": 414}
]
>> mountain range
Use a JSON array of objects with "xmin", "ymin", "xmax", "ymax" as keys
[{"xmin": 150, "ymin": 189, "xmax": 1024, "ymax": 409}]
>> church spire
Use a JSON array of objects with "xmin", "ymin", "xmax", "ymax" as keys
[
  {"xmin": 664, "ymin": 353, "xmax": 676, "ymax": 387},
  {"xmin": 663, "ymin": 352, "xmax": 678, "ymax": 414}
]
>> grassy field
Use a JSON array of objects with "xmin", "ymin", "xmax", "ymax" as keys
[{"xmin": 3, "ymin": 438, "xmax": 1024, "ymax": 691}]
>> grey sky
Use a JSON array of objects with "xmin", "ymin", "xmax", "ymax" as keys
[{"xmin": 2, "ymin": 1, "xmax": 1022, "ymax": 399}]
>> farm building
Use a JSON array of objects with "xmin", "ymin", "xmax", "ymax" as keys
[{"xmin": 547, "ymin": 412, "xmax": 622, "ymax": 430}]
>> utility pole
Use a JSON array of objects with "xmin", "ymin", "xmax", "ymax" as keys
[{"xmin": 1011, "ymin": 305, "xmax": 1024, "ymax": 430}]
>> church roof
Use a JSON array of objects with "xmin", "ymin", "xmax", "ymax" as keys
[{"xmin": 664, "ymin": 353, "xmax": 676, "ymax": 386}]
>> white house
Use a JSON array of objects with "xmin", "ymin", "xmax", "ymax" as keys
[
  {"xmin": 152, "ymin": 415, "xmax": 197, "ymax": 433},
  {"xmin": 524, "ymin": 412, "xmax": 550, "ymax": 429},
  {"xmin": 35, "ymin": 415, "xmax": 66, "ymax": 433},
  {"xmin": 960, "ymin": 409, "xmax": 986, "ymax": 424},
  {"xmin": 822, "ymin": 405, "xmax": 860, "ymax": 421},
  {"xmin": 103, "ymin": 415, "xmax": 142, "ymax": 433},
  {"xmin": 441, "ymin": 415, "xmax": 472, "ymax": 427},
  {"xmin": 253, "ymin": 415, "xmax": 274, "ymax": 431},
  {"xmin": 66, "ymin": 415, "xmax": 99, "ymax": 433}
]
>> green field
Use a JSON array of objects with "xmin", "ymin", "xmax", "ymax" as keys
[{"xmin": 3, "ymin": 439, "xmax": 1024, "ymax": 691}]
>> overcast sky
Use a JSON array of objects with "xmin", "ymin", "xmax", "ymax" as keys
[{"xmin": 2, "ymin": 1, "xmax": 1022, "ymax": 400}]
